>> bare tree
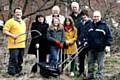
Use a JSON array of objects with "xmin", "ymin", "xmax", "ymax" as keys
[
  {"xmin": 23, "ymin": 0, "xmax": 57, "ymax": 19},
  {"xmin": 8, "ymin": 0, "xmax": 13, "ymax": 18}
]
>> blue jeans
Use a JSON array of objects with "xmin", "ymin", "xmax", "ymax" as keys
[
  {"xmin": 88, "ymin": 50, "xmax": 105, "ymax": 78},
  {"xmin": 8, "ymin": 48, "xmax": 24, "ymax": 75},
  {"xmin": 49, "ymin": 46, "xmax": 60, "ymax": 66}
]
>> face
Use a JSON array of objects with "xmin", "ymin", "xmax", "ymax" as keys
[
  {"xmin": 53, "ymin": 18, "xmax": 60, "ymax": 26},
  {"xmin": 66, "ymin": 19, "xmax": 71, "ymax": 25},
  {"xmin": 93, "ymin": 16, "xmax": 101, "ymax": 23},
  {"xmin": 52, "ymin": 6, "xmax": 60, "ymax": 16},
  {"xmin": 93, "ymin": 11, "xmax": 101, "ymax": 23},
  {"xmin": 71, "ymin": 5, "xmax": 79, "ymax": 13},
  {"xmin": 14, "ymin": 9, "xmax": 22, "ymax": 19},
  {"xmin": 82, "ymin": 15, "xmax": 88, "ymax": 21},
  {"xmin": 38, "ymin": 17, "xmax": 44, "ymax": 23}
]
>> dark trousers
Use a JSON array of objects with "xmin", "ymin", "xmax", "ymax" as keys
[
  {"xmin": 88, "ymin": 50, "xmax": 105, "ymax": 78},
  {"xmin": 78, "ymin": 47, "xmax": 88, "ymax": 74},
  {"xmin": 8, "ymin": 48, "xmax": 24, "ymax": 75}
]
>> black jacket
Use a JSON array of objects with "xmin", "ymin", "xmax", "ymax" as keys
[
  {"xmin": 78, "ymin": 19, "xmax": 92, "ymax": 43},
  {"xmin": 70, "ymin": 12, "xmax": 82, "ymax": 29},
  {"xmin": 28, "ymin": 22, "xmax": 49, "ymax": 55},
  {"xmin": 88, "ymin": 21, "xmax": 113, "ymax": 51}
]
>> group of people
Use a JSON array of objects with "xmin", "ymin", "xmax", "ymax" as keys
[{"xmin": 3, "ymin": 1, "xmax": 113, "ymax": 79}]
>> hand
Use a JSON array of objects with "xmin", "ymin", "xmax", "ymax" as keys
[
  {"xmin": 78, "ymin": 41, "xmax": 81, "ymax": 45},
  {"xmin": 13, "ymin": 34, "xmax": 19, "ymax": 39},
  {"xmin": 36, "ymin": 43, "xmax": 39, "ymax": 48},
  {"xmin": 83, "ymin": 42, "xmax": 88, "ymax": 46},
  {"xmin": 66, "ymin": 40, "xmax": 69, "ymax": 45},
  {"xmin": 13, "ymin": 34, "xmax": 19, "ymax": 45},
  {"xmin": 105, "ymin": 46, "xmax": 110, "ymax": 53}
]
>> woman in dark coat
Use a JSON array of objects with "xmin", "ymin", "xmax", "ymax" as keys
[{"xmin": 28, "ymin": 14, "xmax": 49, "ymax": 73}]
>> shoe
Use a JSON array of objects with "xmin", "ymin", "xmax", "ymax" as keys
[{"xmin": 70, "ymin": 72, "xmax": 74, "ymax": 77}]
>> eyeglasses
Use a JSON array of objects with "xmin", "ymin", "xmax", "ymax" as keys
[{"xmin": 52, "ymin": 15, "xmax": 59, "ymax": 17}]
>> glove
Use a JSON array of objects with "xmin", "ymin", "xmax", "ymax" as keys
[
  {"xmin": 56, "ymin": 40, "xmax": 61, "ymax": 45},
  {"xmin": 105, "ymin": 46, "xmax": 110, "ymax": 53},
  {"xmin": 59, "ymin": 43, "xmax": 63, "ymax": 48},
  {"xmin": 83, "ymin": 42, "xmax": 88, "ymax": 47},
  {"xmin": 55, "ymin": 40, "xmax": 63, "ymax": 48}
]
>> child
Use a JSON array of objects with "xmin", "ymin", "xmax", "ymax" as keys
[
  {"xmin": 47, "ymin": 18, "xmax": 65, "ymax": 66},
  {"xmin": 64, "ymin": 16, "xmax": 78, "ymax": 76}
]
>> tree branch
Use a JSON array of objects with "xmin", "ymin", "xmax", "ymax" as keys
[
  {"xmin": 22, "ymin": 0, "xmax": 57, "ymax": 19},
  {"xmin": 8, "ymin": 0, "xmax": 13, "ymax": 18},
  {"xmin": 22, "ymin": 0, "xmax": 29, "ymax": 15},
  {"xmin": 88, "ymin": 0, "xmax": 94, "ymax": 11}
]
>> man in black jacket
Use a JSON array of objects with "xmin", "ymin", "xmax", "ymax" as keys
[
  {"xmin": 87, "ymin": 11, "xmax": 113, "ymax": 79},
  {"xmin": 70, "ymin": 2, "xmax": 82, "ymax": 29}
]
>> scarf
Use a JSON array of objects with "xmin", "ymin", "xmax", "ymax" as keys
[{"xmin": 64, "ymin": 25, "xmax": 73, "ymax": 31}]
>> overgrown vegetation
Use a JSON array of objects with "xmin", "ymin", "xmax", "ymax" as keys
[{"xmin": 110, "ymin": 22, "xmax": 120, "ymax": 54}]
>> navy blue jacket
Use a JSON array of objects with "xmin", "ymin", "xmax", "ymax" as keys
[
  {"xmin": 78, "ymin": 19, "xmax": 92, "ymax": 43},
  {"xmin": 88, "ymin": 21, "xmax": 113, "ymax": 51}
]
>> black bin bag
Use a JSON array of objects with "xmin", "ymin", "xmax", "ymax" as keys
[{"xmin": 38, "ymin": 62, "xmax": 62, "ymax": 77}]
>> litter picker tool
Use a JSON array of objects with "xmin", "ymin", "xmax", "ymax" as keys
[
  {"xmin": 36, "ymin": 43, "xmax": 40, "ymax": 73},
  {"xmin": 14, "ymin": 30, "xmax": 42, "ymax": 45}
]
